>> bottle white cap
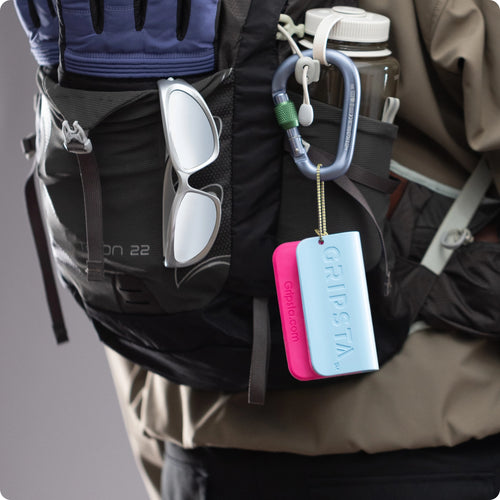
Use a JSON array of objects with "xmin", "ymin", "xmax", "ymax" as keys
[{"xmin": 305, "ymin": 6, "xmax": 390, "ymax": 43}]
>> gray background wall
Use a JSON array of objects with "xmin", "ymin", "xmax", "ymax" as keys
[{"xmin": 0, "ymin": 3, "xmax": 148, "ymax": 499}]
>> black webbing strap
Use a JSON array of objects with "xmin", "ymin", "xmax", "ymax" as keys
[
  {"xmin": 283, "ymin": 141, "xmax": 399, "ymax": 195},
  {"xmin": 346, "ymin": 162, "xmax": 400, "ymax": 194},
  {"xmin": 62, "ymin": 120, "xmax": 105, "ymax": 281},
  {"xmin": 24, "ymin": 164, "xmax": 68, "ymax": 343},
  {"xmin": 248, "ymin": 296, "xmax": 271, "ymax": 405},
  {"xmin": 334, "ymin": 175, "xmax": 392, "ymax": 295},
  {"xmin": 75, "ymin": 150, "xmax": 105, "ymax": 281}
]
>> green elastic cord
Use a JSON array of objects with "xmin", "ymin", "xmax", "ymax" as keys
[{"xmin": 274, "ymin": 101, "xmax": 299, "ymax": 130}]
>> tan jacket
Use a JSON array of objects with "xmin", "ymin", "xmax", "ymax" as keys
[
  {"xmin": 106, "ymin": 1, "xmax": 500, "ymax": 496},
  {"xmin": 380, "ymin": 0, "xmax": 500, "ymax": 190}
]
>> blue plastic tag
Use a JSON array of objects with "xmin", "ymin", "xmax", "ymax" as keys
[{"xmin": 296, "ymin": 232, "xmax": 379, "ymax": 377}]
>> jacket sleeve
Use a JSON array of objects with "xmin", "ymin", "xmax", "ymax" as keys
[
  {"xmin": 420, "ymin": 0, "xmax": 500, "ymax": 153},
  {"xmin": 361, "ymin": 0, "xmax": 500, "ymax": 187},
  {"xmin": 416, "ymin": 0, "xmax": 500, "ymax": 186}
]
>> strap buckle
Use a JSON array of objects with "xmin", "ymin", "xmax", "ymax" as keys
[
  {"xmin": 440, "ymin": 228, "xmax": 474, "ymax": 249},
  {"xmin": 62, "ymin": 120, "xmax": 93, "ymax": 154}
]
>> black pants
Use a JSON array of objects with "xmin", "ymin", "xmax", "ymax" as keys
[{"xmin": 161, "ymin": 434, "xmax": 500, "ymax": 500}]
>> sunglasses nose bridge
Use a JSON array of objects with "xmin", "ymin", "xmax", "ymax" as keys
[{"xmin": 174, "ymin": 167, "xmax": 195, "ymax": 192}]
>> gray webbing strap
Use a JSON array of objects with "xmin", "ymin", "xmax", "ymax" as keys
[
  {"xmin": 248, "ymin": 297, "xmax": 271, "ymax": 405},
  {"xmin": 420, "ymin": 157, "xmax": 492, "ymax": 275}
]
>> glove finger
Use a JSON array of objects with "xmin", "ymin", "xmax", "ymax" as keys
[
  {"xmin": 59, "ymin": 0, "xmax": 219, "ymax": 80},
  {"xmin": 14, "ymin": 0, "xmax": 59, "ymax": 66},
  {"xmin": 139, "ymin": 0, "xmax": 218, "ymax": 75}
]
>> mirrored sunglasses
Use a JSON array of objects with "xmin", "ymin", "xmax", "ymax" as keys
[{"xmin": 158, "ymin": 78, "xmax": 221, "ymax": 268}]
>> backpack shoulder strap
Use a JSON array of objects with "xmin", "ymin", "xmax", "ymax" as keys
[{"xmin": 420, "ymin": 156, "xmax": 492, "ymax": 274}]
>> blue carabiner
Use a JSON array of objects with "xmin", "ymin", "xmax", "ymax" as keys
[{"xmin": 272, "ymin": 49, "xmax": 361, "ymax": 181}]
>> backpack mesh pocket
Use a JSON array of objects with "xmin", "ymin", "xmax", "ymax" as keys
[{"xmin": 37, "ymin": 69, "xmax": 235, "ymax": 315}]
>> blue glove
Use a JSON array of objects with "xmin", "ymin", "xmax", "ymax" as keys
[
  {"xmin": 57, "ymin": 0, "xmax": 219, "ymax": 80},
  {"xmin": 14, "ymin": 0, "xmax": 59, "ymax": 67}
]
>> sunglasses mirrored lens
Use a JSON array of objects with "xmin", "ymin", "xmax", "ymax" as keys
[
  {"xmin": 168, "ymin": 90, "xmax": 216, "ymax": 173},
  {"xmin": 173, "ymin": 192, "xmax": 218, "ymax": 264}
]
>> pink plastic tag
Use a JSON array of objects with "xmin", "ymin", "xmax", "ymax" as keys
[{"xmin": 272, "ymin": 241, "xmax": 324, "ymax": 381}]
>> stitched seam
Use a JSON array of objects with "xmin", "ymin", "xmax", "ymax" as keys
[{"xmin": 429, "ymin": 0, "xmax": 450, "ymax": 41}]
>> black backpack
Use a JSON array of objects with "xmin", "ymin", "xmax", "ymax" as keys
[{"xmin": 27, "ymin": 0, "xmax": 485, "ymax": 404}]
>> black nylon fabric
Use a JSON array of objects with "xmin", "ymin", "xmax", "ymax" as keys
[
  {"xmin": 389, "ymin": 181, "xmax": 500, "ymax": 338},
  {"xmin": 224, "ymin": 0, "xmax": 287, "ymax": 296},
  {"xmin": 216, "ymin": 0, "xmax": 252, "ymax": 70},
  {"xmin": 87, "ymin": 292, "xmax": 311, "ymax": 391},
  {"xmin": 422, "ymin": 242, "xmax": 500, "ymax": 337}
]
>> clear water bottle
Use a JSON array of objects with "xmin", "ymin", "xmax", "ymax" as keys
[{"xmin": 302, "ymin": 6, "xmax": 400, "ymax": 121}]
